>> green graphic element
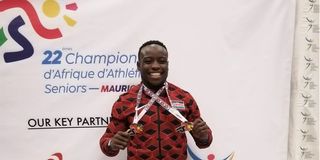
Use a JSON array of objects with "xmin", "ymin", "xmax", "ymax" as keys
[{"xmin": 0, "ymin": 27, "xmax": 7, "ymax": 47}]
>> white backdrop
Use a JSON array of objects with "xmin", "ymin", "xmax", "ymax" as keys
[{"xmin": 0, "ymin": 0, "xmax": 295, "ymax": 160}]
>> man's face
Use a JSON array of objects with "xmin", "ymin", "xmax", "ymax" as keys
[{"xmin": 137, "ymin": 44, "xmax": 169, "ymax": 89}]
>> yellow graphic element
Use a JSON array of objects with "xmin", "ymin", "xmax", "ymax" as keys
[
  {"xmin": 42, "ymin": 0, "xmax": 77, "ymax": 27},
  {"xmin": 63, "ymin": 15, "xmax": 77, "ymax": 26},
  {"xmin": 42, "ymin": 0, "xmax": 60, "ymax": 18}
]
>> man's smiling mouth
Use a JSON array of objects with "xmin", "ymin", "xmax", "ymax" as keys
[{"xmin": 150, "ymin": 72, "xmax": 161, "ymax": 78}]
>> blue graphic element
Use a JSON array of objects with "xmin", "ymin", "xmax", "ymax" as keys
[
  {"xmin": 42, "ymin": 50, "xmax": 62, "ymax": 64},
  {"xmin": 4, "ymin": 15, "xmax": 34, "ymax": 63},
  {"xmin": 187, "ymin": 146, "xmax": 202, "ymax": 160}
]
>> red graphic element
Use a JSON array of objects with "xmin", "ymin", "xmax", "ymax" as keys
[
  {"xmin": 208, "ymin": 154, "xmax": 215, "ymax": 160},
  {"xmin": 0, "ymin": 0, "xmax": 62, "ymax": 39},
  {"xmin": 48, "ymin": 152, "xmax": 63, "ymax": 160},
  {"xmin": 66, "ymin": 3, "xmax": 78, "ymax": 11}
]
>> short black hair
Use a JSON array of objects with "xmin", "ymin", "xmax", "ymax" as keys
[{"xmin": 138, "ymin": 40, "xmax": 167, "ymax": 60}]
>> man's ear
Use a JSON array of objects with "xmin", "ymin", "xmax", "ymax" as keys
[{"xmin": 137, "ymin": 61, "xmax": 141, "ymax": 71}]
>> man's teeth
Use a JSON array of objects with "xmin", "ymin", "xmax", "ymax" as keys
[{"xmin": 150, "ymin": 73, "xmax": 161, "ymax": 76}]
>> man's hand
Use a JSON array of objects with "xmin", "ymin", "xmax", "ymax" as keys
[
  {"xmin": 191, "ymin": 118, "xmax": 209, "ymax": 140},
  {"xmin": 109, "ymin": 131, "xmax": 130, "ymax": 150}
]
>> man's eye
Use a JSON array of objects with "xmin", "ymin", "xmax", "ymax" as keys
[
  {"xmin": 159, "ymin": 59, "xmax": 167, "ymax": 64},
  {"xmin": 143, "ymin": 60, "xmax": 152, "ymax": 64}
]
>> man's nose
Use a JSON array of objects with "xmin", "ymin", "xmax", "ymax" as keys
[{"xmin": 151, "ymin": 61, "xmax": 160, "ymax": 69}]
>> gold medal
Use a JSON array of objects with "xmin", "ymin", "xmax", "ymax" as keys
[
  {"xmin": 127, "ymin": 123, "xmax": 143, "ymax": 136},
  {"xmin": 184, "ymin": 122, "xmax": 194, "ymax": 131},
  {"xmin": 176, "ymin": 122, "xmax": 193, "ymax": 133}
]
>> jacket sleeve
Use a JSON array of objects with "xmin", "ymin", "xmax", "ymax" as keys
[
  {"xmin": 185, "ymin": 93, "xmax": 213, "ymax": 148},
  {"xmin": 99, "ymin": 97, "xmax": 129, "ymax": 157}
]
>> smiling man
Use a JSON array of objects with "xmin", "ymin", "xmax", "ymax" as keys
[{"xmin": 100, "ymin": 40, "xmax": 213, "ymax": 160}]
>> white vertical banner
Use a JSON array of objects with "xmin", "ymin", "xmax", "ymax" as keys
[
  {"xmin": 0, "ymin": 0, "xmax": 295, "ymax": 160},
  {"xmin": 288, "ymin": 0, "xmax": 319, "ymax": 159}
]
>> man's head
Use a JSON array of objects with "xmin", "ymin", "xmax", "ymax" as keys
[{"xmin": 137, "ymin": 40, "xmax": 169, "ymax": 90}]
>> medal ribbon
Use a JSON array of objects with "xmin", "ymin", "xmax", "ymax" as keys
[
  {"xmin": 132, "ymin": 82, "xmax": 188, "ymax": 125},
  {"xmin": 132, "ymin": 84, "xmax": 165, "ymax": 124},
  {"xmin": 144, "ymin": 83, "xmax": 188, "ymax": 123}
]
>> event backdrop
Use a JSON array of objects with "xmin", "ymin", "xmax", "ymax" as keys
[{"xmin": 0, "ymin": 0, "xmax": 298, "ymax": 160}]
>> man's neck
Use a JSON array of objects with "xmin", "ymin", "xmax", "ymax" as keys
[{"xmin": 143, "ymin": 82, "xmax": 165, "ymax": 92}]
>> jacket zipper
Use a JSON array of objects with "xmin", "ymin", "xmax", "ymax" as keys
[{"xmin": 157, "ymin": 105, "xmax": 162, "ymax": 159}]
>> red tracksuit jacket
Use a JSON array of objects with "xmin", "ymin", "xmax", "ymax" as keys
[{"xmin": 100, "ymin": 82, "xmax": 213, "ymax": 160}]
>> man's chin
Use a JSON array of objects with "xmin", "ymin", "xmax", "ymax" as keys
[{"xmin": 145, "ymin": 81, "xmax": 165, "ymax": 89}]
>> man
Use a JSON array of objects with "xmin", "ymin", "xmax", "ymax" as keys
[{"xmin": 100, "ymin": 40, "xmax": 212, "ymax": 159}]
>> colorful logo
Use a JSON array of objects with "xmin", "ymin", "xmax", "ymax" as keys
[
  {"xmin": 48, "ymin": 152, "xmax": 63, "ymax": 160},
  {"xmin": 0, "ymin": 0, "xmax": 78, "ymax": 63},
  {"xmin": 188, "ymin": 146, "xmax": 235, "ymax": 160}
]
